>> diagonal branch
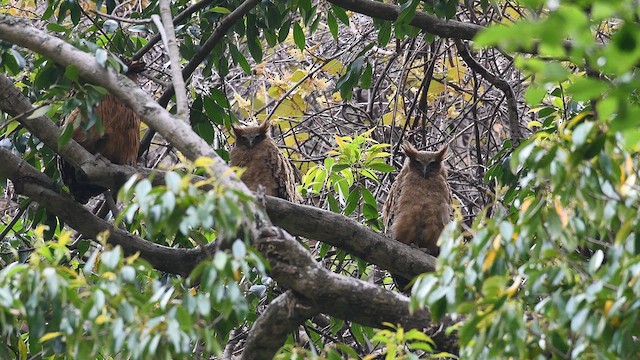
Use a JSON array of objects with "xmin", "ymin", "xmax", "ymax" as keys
[
  {"xmin": 0, "ymin": 14, "xmax": 239, "ymax": 189},
  {"xmin": 0, "ymin": 147, "xmax": 206, "ymax": 276}
]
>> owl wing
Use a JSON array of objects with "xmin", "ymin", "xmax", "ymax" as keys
[{"xmin": 275, "ymin": 151, "xmax": 301, "ymax": 203}]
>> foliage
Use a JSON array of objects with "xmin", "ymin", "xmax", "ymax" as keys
[
  {"xmin": 0, "ymin": 226, "xmax": 264, "ymax": 359},
  {"xmin": 119, "ymin": 157, "xmax": 254, "ymax": 247},
  {"xmin": 300, "ymin": 129, "xmax": 392, "ymax": 229}
]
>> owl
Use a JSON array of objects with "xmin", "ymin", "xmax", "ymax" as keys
[
  {"xmin": 382, "ymin": 142, "xmax": 451, "ymax": 289},
  {"xmin": 229, "ymin": 120, "xmax": 300, "ymax": 203},
  {"xmin": 58, "ymin": 59, "xmax": 144, "ymax": 204}
]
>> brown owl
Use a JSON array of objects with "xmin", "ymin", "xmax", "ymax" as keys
[
  {"xmin": 58, "ymin": 59, "xmax": 144, "ymax": 204},
  {"xmin": 230, "ymin": 120, "xmax": 300, "ymax": 203},
  {"xmin": 382, "ymin": 142, "xmax": 451, "ymax": 289}
]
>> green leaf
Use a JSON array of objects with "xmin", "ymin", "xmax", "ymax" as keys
[
  {"xmin": 331, "ymin": 5, "xmax": 349, "ymax": 25},
  {"xmin": 229, "ymin": 43, "xmax": 251, "ymax": 74},
  {"xmin": 28, "ymin": 105, "xmax": 51, "ymax": 120},
  {"xmin": 368, "ymin": 162, "xmax": 395, "ymax": 173},
  {"xmin": 361, "ymin": 62, "xmax": 372, "ymax": 89},
  {"xmin": 344, "ymin": 187, "xmax": 361, "ymax": 216},
  {"xmin": 293, "ymin": 22, "xmax": 305, "ymax": 51},
  {"xmin": 566, "ymin": 78, "xmax": 608, "ymax": 101},
  {"xmin": 327, "ymin": 12, "xmax": 338, "ymax": 40},
  {"xmin": 209, "ymin": 6, "xmax": 231, "ymax": 14},
  {"xmin": 65, "ymin": 65, "xmax": 79, "ymax": 82},
  {"xmin": 377, "ymin": 21, "xmax": 392, "ymax": 47}
]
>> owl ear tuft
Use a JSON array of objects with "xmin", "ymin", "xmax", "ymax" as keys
[
  {"xmin": 259, "ymin": 119, "xmax": 272, "ymax": 133},
  {"xmin": 401, "ymin": 142, "xmax": 418, "ymax": 159},
  {"xmin": 232, "ymin": 125, "xmax": 244, "ymax": 138},
  {"xmin": 435, "ymin": 145, "xmax": 448, "ymax": 161}
]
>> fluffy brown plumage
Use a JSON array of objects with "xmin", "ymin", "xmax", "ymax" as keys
[
  {"xmin": 229, "ymin": 120, "xmax": 300, "ymax": 203},
  {"xmin": 58, "ymin": 59, "xmax": 144, "ymax": 204},
  {"xmin": 382, "ymin": 142, "xmax": 451, "ymax": 289}
]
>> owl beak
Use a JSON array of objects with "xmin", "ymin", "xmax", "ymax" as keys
[
  {"xmin": 421, "ymin": 164, "xmax": 428, "ymax": 177},
  {"xmin": 247, "ymin": 137, "xmax": 256, "ymax": 149}
]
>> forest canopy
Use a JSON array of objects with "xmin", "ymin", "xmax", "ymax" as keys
[{"xmin": 0, "ymin": 0, "xmax": 639, "ymax": 359}]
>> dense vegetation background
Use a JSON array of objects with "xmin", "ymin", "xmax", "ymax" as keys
[{"xmin": 0, "ymin": 0, "xmax": 639, "ymax": 358}]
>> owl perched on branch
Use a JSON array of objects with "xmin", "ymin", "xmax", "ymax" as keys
[
  {"xmin": 230, "ymin": 120, "xmax": 300, "ymax": 203},
  {"xmin": 58, "ymin": 58, "xmax": 144, "ymax": 204},
  {"xmin": 382, "ymin": 142, "xmax": 451, "ymax": 289}
]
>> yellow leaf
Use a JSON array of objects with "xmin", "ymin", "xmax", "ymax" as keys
[
  {"xmin": 290, "ymin": 69, "xmax": 308, "ymax": 82},
  {"xmin": 34, "ymin": 224, "xmax": 48, "ymax": 239},
  {"xmin": 427, "ymin": 80, "xmax": 446, "ymax": 97},
  {"xmin": 272, "ymin": 98, "xmax": 304, "ymax": 118},
  {"xmin": 194, "ymin": 157, "xmax": 214, "ymax": 167},
  {"xmin": 554, "ymin": 197, "xmax": 569, "ymax": 227},
  {"xmin": 483, "ymin": 249, "xmax": 497, "ymax": 272},
  {"xmin": 95, "ymin": 315, "xmax": 110, "ymax": 325},
  {"xmin": 331, "ymin": 92, "xmax": 342, "ymax": 101},
  {"xmin": 381, "ymin": 112, "xmax": 407, "ymax": 126},
  {"xmin": 447, "ymin": 105, "xmax": 460, "ymax": 118},
  {"xmin": 233, "ymin": 92, "xmax": 251, "ymax": 115},
  {"xmin": 125, "ymin": 252, "xmax": 141, "ymax": 265},
  {"xmin": 268, "ymin": 85, "xmax": 285, "ymax": 98},
  {"xmin": 284, "ymin": 132, "xmax": 309, "ymax": 147},
  {"xmin": 18, "ymin": 336, "xmax": 27, "ymax": 360},
  {"xmin": 604, "ymin": 300, "xmax": 620, "ymax": 326},
  {"xmin": 500, "ymin": 275, "xmax": 521, "ymax": 298},
  {"xmin": 527, "ymin": 120, "xmax": 543, "ymax": 128},
  {"xmin": 322, "ymin": 59, "xmax": 346, "ymax": 76},
  {"xmin": 40, "ymin": 332, "xmax": 63, "ymax": 343}
]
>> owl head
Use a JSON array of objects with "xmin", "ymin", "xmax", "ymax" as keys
[
  {"xmin": 402, "ymin": 142, "xmax": 447, "ymax": 178},
  {"xmin": 232, "ymin": 120, "xmax": 272, "ymax": 149}
]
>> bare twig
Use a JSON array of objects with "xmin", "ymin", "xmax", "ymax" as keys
[{"xmin": 155, "ymin": 0, "xmax": 188, "ymax": 120}]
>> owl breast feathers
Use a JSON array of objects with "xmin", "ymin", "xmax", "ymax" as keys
[
  {"xmin": 58, "ymin": 59, "xmax": 144, "ymax": 204},
  {"xmin": 382, "ymin": 142, "xmax": 451, "ymax": 257},
  {"xmin": 229, "ymin": 120, "xmax": 300, "ymax": 203}
]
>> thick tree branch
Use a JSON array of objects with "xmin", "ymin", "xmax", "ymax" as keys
[
  {"xmin": 327, "ymin": 0, "xmax": 483, "ymax": 40},
  {"xmin": 251, "ymin": 227, "xmax": 459, "ymax": 357},
  {"xmin": 0, "ymin": 147, "xmax": 206, "ymax": 276},
  {"xmin": 264, "ymin": 196, "xmax": 436, "ymax": 280},
  {"xmin": 0, "ymin": 14, "xmax": 246, "ymax": 194},
  {"xmin": 455, "ymin": 39, "xmax": 523, "ymax": 145},
  {"xmin": 243, "ymin": 291, "xmax": 319, "ymax": 360}
]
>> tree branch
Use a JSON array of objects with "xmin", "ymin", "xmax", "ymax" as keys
[
  {"xmin": 131, "ymin": 0, "xmax": 216, "ymax": 61},
  {"xmin": 252, "ymin": 227, "xmax": 459, "ymax": 356},
  {"xmin": 243, "ymin": 291, "xmax": 319, "ymax": 360},
  {"xmin": 264, "ymin": 196, "xmax": 436, "ymax": 280},
  {"xmin": 0, "ymin": 14, "xmax": 245, "ymax": 193},
  {"xmin": 155, "ymin": 0, "xmax": 188, "ymax": 120},
  {"xmin": 327, "ymin": 0, "xmax": 483, "ymax": 40},
  {"xmin": 0, "ymin": 147, "xmax": 206, "ymax": 276}
]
